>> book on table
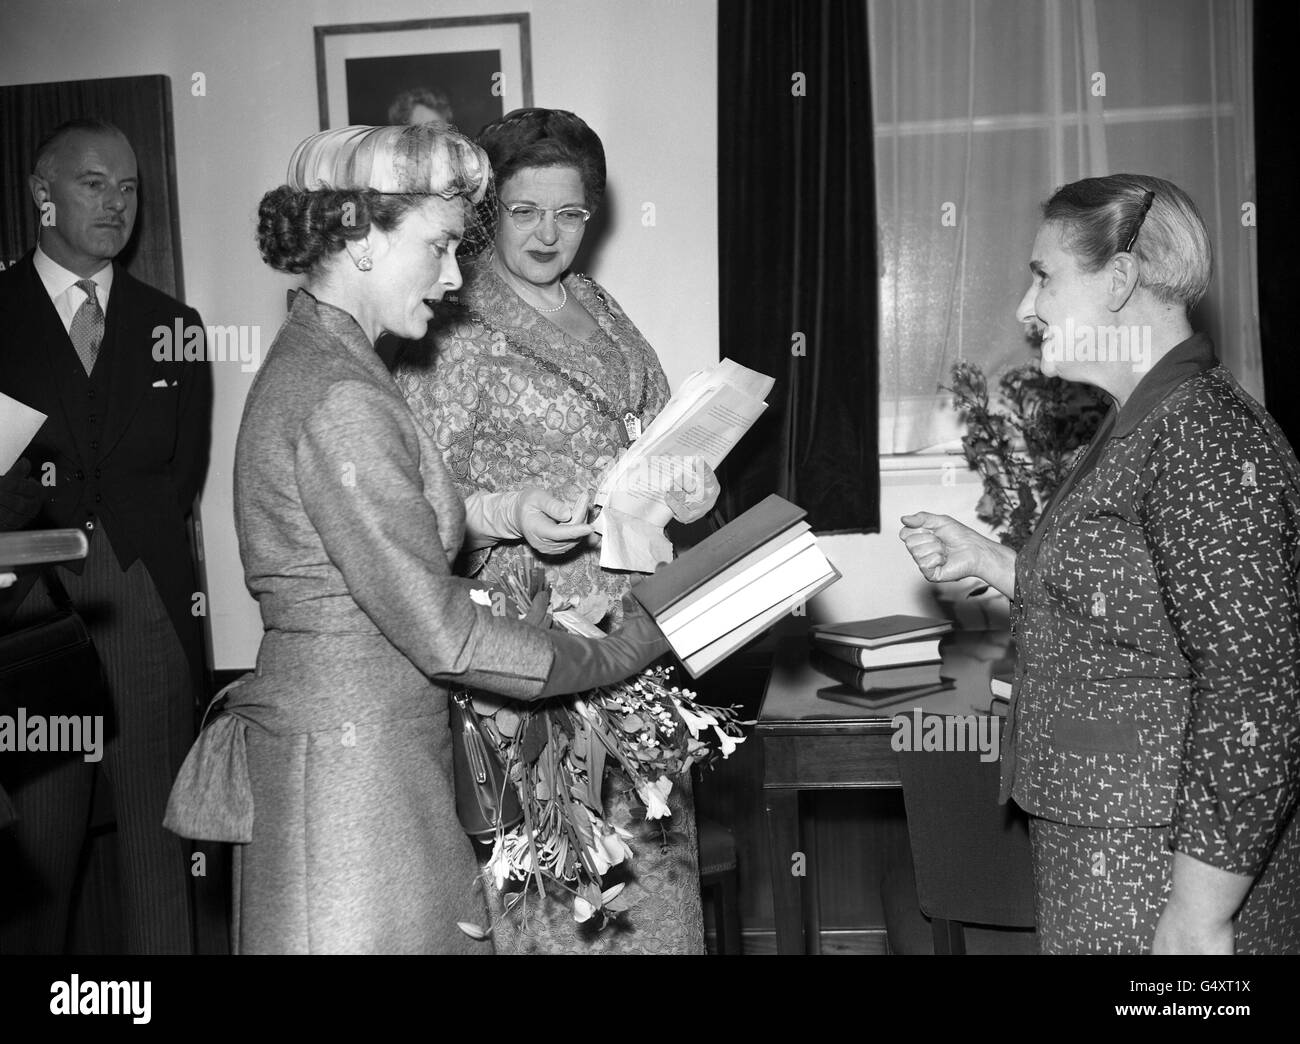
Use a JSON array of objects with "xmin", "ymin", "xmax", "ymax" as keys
[
  {"xmin": 810, "ymin": 614, "xmax": 953, "ymax": 648},
  {"xmin": 809, "ymin": 613, "xmax": 953, "ymax": 669},
  {"xmin": 812, "ymin": 637, "xmax": 944, "ymax": 669},
  {"xmin": 632, "ymin": 493, "xmax": 839, "ymax": 678},
  {"xmin": 817, "ymin": 681, "xmax": 956, "ymax": 711},
  {"xmin": 811, "ymin": 650, "xmax": 952, "ymax": 695}
]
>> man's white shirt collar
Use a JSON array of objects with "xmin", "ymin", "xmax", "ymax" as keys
[
  {"xmin": 33, "ymin": 244, "xmax": 113, "ymax": 310},
  {"xmin": 33, "ymin": 245, "xmax": 114, "ymax": 332}
]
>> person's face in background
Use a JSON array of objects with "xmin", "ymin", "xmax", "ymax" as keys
[
  {"xmin": 360, "ymin": 196, "xmax": 465, "ymax": 341},
  {"xmin": 494, "ymin": 165, "xmax": 588, "ymax": 289},
  {"xmin": 29, "ymin": 130, "xmax": 138, "ymax": 277},
  {"xmin": 1015, "ymin": 220, "xmax": 1112, "ymax": 381},
  {"xmin": 407, "ymin": 103, "xmax": 449, "ymax": 127}
]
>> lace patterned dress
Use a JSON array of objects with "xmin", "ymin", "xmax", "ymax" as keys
[{"xmin": 395, "ymin": 251, "xmax": 707, "ymax": 954}]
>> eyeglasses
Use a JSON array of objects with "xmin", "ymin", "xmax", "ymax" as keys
[{"xmin": 499, "ymin": 201, "xmax": 591, "ymax": 235}]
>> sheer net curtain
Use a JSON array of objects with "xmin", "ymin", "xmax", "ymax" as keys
[{"xmin": 872, "ymin": 0, "xmax": 1259, "ymax": 456}]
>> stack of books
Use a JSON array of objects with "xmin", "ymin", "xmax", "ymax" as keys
[
  {"xmin": 632, "ymin": 494, "xmax": 840, "ymax": 678},
  {"xmin": 810, "ymin": 615, "xmax": 955, "ymax": 705}
]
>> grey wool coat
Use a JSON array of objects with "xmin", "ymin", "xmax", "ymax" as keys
[{"xmin": 165, "ymin": 290, "xmax": 556, "ymax": 954}]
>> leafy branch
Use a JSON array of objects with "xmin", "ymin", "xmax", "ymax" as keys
[{"xmin": 947, "ymin": 360, "xmax": 1106, "ymax": 551}]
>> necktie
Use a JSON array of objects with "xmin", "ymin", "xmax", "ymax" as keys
[{"xmin": 69, "ymin": 278, "xmax": 104, "ymax": 376}]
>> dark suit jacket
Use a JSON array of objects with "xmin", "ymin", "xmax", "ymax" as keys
[{"xmin": 0, "ymin": 251, "xmax": 212, "ymax": 691}]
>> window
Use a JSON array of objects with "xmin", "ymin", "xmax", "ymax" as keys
[{"xmin": 870, "ymin": 0, "xmax": 1258, "ymax": 455}]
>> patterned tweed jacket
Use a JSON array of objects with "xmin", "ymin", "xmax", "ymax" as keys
[{"xmin": 1002, "ymin": 334, "xmax": 1300, "ymax": 877}]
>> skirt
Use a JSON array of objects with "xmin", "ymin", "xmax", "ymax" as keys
[
  {"xmin": 1029, "ymin": 818, "xmax": 1173, "ymax": 954},
  {"xmin": 1029, "ymin": 813, "xmax": 1300, "ymax": 954}
]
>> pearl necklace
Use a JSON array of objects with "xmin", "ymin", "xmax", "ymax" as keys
[
  {"xmin": 531, "ymin": 282, "xmax": 567, "ymax": 313},
  {"xmin": 492, "ymin": 253, "xmax": 567, "ymax": 313}
]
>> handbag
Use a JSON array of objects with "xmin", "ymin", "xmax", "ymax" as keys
[
  {"xmin": 0, "ymin": 570, "xmax": 110, "ymax": 779},
  {"xmin": 449, "ymin": 689, "xmax": 522, "ymax": 841}
]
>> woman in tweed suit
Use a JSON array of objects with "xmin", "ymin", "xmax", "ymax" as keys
[
  {"xmin": 901, "ymin": 174, "xmax": 1299, "ymax": 954},
  {"xmin": 164, "ymin": 125, "xmax": 668, "ymax": 954}
]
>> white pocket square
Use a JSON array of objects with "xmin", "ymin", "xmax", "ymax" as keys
[{"xmin": 151, "ymin": 378, "xmax": 177, "ymax": 388}]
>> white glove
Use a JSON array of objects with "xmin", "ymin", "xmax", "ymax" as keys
[
  {"xmin": 464, "ymin": 488, "xmax": 593, "ymax": 555},
  {"xmin": 664, "ymin": 457, "xmax": 721, "ymax": 524}
]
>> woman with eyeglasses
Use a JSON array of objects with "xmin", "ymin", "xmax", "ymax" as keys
[
  {"xmin": 901, "ymin": 174, "xmax": 1300, "ymax": 954},
  {"xmin": 395, "ymin": 109, "xmax": 713, "ymax": 954}
]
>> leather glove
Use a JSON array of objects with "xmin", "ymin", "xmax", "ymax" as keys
[
  {"xmin": 539, "ymin": 594, "xmax": 671, "ymax": 696},
  {"xmin": 0, "ymin": 458, "xmax": 41, "ymax": 532},
  {"xmin": 463, "ymin": 488, "xmax": 593, "ymax": 555},
  {"xmin": 664, "ymin": 457, "xmax": 721, "ymax": 525}
]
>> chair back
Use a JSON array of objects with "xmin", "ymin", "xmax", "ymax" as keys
[{"xmin": 896, "ymin": 721, "xmax": 1035, "ymax": 929}]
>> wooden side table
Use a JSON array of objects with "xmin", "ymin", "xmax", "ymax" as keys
[{"xmin": 758, "ymin": 629, "xmax": 1012, "ymax": 954}]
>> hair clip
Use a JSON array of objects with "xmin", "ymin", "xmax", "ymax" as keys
[{"xmin": 1122, "ymin": 190, "xmax": 1156, "ymax": 253}]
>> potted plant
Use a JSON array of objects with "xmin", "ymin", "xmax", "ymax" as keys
[{"xmin": 948, "ymin": 359, "xmax": 1107, "ymax": 553}]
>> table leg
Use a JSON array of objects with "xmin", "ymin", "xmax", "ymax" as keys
[
  {"xmin": 764, "ymin": 788, "xmax": 803, "ymax": 955},
  {"xmin": 800, "ymin": 797, "xmax": 822, "ymax": 954}
]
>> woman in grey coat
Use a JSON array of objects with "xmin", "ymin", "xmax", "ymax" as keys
[{"xmin": 164, "ymin": 125, "xmax": 667, "ymax": 954}]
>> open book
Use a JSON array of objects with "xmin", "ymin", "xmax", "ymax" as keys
[{"xmin": 592, "ymin": 359, "xmax": 774, "ymax": 571}]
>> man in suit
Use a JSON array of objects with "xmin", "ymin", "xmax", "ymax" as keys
[{"xmin": 0, "ymin": 117, "xmax": 212, "ymax": 953}]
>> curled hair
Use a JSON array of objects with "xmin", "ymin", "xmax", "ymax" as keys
[
  {"xmin": 1043, "ymin": 174, "xmax": 1212, "ymax": 310},
  {"xmin": 387, "ymin": 87, "xmax": 454, "ymax": 126},
  {"xmin": 256, "ymin": 186, "xmax": 428, "ymax": 273},
  {"xmin": 476, "ymin": 108, "xmax": 606, "ymax": 210}
]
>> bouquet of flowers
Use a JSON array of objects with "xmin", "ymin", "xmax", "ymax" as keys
[{"xmin": 457, "ymin": 562, "xmax": 749, "ymax": 938}]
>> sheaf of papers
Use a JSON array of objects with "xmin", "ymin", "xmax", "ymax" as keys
[
  {"xmin": 591, "ymin": 506, "xmax": 674, "ymax": 573},
  {"xmin": 0, "ymin": 391, "xmax": 47, "ymax": 474},
  {"xmin": 594, "ymin": 358, "xmax": 774, "ymax": 571}
]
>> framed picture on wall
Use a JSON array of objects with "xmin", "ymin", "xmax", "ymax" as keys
[{"xmin": 314, "ymin": 15, "xmax": 533, "ymax": 137}]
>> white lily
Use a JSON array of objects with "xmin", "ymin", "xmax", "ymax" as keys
[
  {"xmin": 588, "ymin": 842, "xmax": 611, "ymax": 876},
  {"xmin": 673, "ymin": 697, "xmax": 719, "ymax": 739},
  {"xmin": 469, "ymin": 587, "xmax": 493, "ymax": 608},
  {"xmin": 574, "ymin": 896, "xmax": 596, "ymax": 923},
  {"xmin": 488, "ymin": 837, "xmax": 510, "ymax": 890},
  {"xmin": 713, "ymin": 724, "xmax": 743, "ymax": 758},
  {"xmin": 598, "ymin": 828, "xmax": 633, "ymax": 866},
  {"xmin": 637, "ymin": 774, "xmax": 674, "ymax": 819}
]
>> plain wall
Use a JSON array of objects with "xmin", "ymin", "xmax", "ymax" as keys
[{"xmin": 1, "ymin": 0, "xmax": 999, "ymax": 668}]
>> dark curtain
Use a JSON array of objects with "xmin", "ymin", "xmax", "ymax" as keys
[
  {"xmin": 0, "ymin": 75, "xmax": 183, "ymax": 297},
  {"xmin": 716, "ymin": 0, "xmax": 879, "ymax": 534},
  {"xmin": 1253, "ymin": 0, "xmax": 1300, "ymax": 450}
]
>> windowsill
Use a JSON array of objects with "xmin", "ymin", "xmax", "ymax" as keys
[{"xmin": 878, "ymin": 449, "xmax": 967, "ymax": 474}]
